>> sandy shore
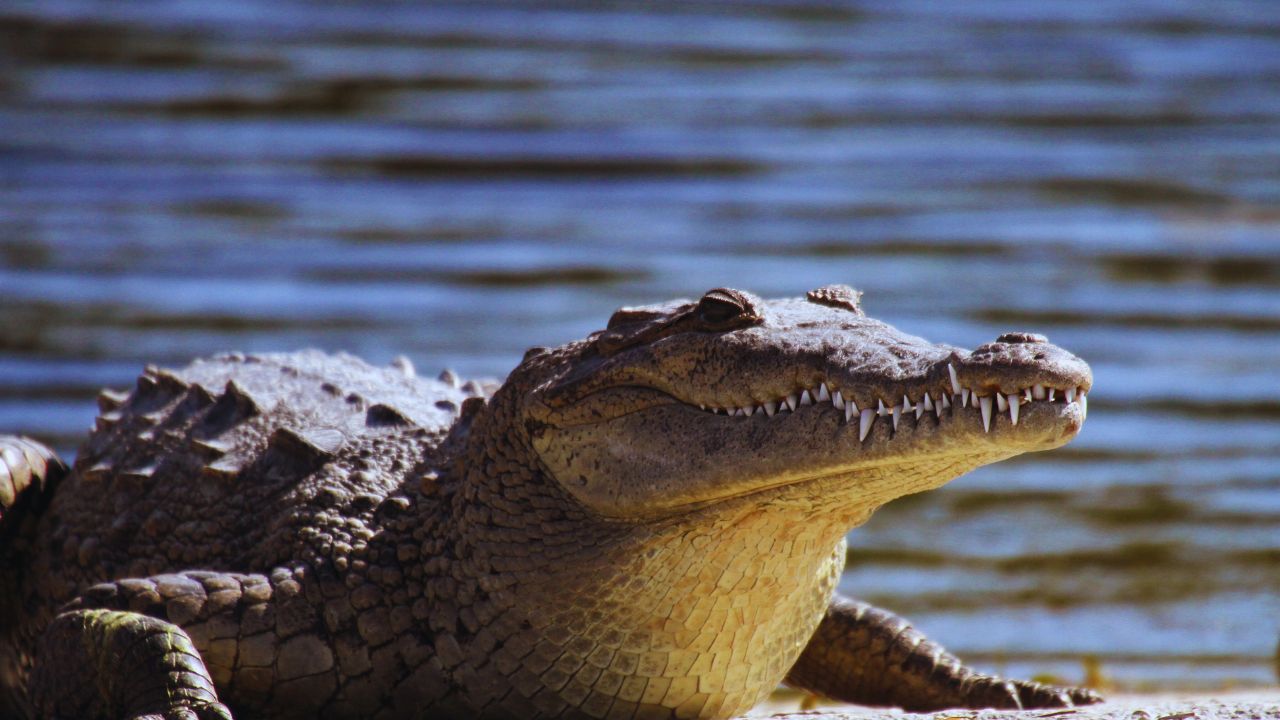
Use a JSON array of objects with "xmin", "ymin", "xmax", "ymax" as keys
[{"xmin": 749, "ymin": 692, "xmax": 1280, "ymax": 720}]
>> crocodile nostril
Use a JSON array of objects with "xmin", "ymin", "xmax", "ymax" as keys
[{"xmin": 995, "ymin": 332, "xmax": 1048, "ymax": 344}]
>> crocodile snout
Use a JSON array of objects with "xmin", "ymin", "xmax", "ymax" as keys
[{"xmin": 956, "ymin": 332, "xmax": 1091, "ymax": 397}]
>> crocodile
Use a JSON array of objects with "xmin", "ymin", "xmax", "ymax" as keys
[{"xmin": 0, "ymin": 285, "xmax": 1098, "ymax": 720}]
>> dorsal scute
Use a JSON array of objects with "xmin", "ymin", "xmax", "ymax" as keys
[{"xmin": 31, "ymin": 350, "xmax": 490, "ymax": 576}]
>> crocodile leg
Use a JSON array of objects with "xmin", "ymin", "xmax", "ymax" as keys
[
  {"xmin": 32, "ymin": 608, "xmax": 232, "ymax": 720},
  {"xmin": 30, "ymin": 569, "xmax": 332, "ymax": 720},
  {"xmin": 784, "ymin": 595, "xmax": 1102, "ymax": 711}
]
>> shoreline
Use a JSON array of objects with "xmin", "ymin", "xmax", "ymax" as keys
[{"xmin": 751, "ymin": 692, "xmax": 1280, "ymax": 720}]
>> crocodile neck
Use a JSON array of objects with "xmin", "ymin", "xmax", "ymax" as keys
[{"xmin": 417, "ymin": 382, "xmax": 985, "ymax": 718}]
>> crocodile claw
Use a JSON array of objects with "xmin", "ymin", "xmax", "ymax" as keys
[{"xmin": 1010, "ymin": 679, "xmax": 1104, "ymax": 709}]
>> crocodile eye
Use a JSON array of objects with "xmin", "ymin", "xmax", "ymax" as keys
[{"xmin": 697, "ymin": 290, "xmax": 745, "ymax": 324}]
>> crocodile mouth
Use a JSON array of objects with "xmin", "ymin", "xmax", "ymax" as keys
[{"xmin": 687, "ymin": 362, "xmax": 1089, "ymax": 440}]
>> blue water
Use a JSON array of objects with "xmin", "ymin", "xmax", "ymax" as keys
[{"xmin": 2, "ymin": 0, "xmax": 1279, "ymax": 691}]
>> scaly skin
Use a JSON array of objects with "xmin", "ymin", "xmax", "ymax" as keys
[{"xmin": 0, "ymin": 287, "xmax": 1099, "ymax": 719}]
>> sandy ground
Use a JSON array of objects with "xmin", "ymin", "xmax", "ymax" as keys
[{"xmin": 747, "ymin": 692, "xmax": 1280, "ymax": 720}]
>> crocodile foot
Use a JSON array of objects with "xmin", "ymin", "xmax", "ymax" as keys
[
  {"xmin": 1007, "ymin": 678, "xmax": 1103, "ymax": 709},
  {"xmin": 785, "ymin": 597, "xmax": 1106, "ymax": 712}
]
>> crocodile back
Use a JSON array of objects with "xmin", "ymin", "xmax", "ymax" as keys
[{"xmin": 30, "ymin": 351, "xmax": 477, "ymax": 599}]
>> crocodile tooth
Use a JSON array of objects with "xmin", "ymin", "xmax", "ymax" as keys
[
  {"xmin": 832, "ymin": 390, "xmax": 845, "ymax": 410},
  {"xmin": 1024, "ymin": 388, "xmax": 1033, "ymax": 402},
  {"xmin": 934, "ymin": 397, "xmax": 944, "ymax": 418},
  {"xmin": 859, "ymin": 408, "xmax": 875, "ymax": 441},
  {"xmin": 763, "ymin": 401, "xmax": 777, "ymax": 417},
  {"xmin": 784, "ymin": 394, "xmax": 798, "ymax": 412},
  {"xmin": 698, "ymin": 404, "xmax": 706, "ymax": 411},
  {"xmin": 961, "ymin": 388, "xmax": 970, "ymax": 407},
  {"xmin": 891, "ymin": 404, "xmax": 901, "ymax": 430},
  {"xmin": 979, "ymin": 396, "xmax": 993, "ymax": 432},
  {"xmin": 941, "ymin": 393, "xmax": 951, "ymax": 409},
  {"xmin": 1080, "ymin": 393, "xmax": 1088, "ymax": 419},
  {"xmin": 1032, "ymin": 384, "xmax": 1046, "ymax": 400},
  {"xmin": 1066, "ymin": 387, "xmax": 1077, "ymax": 403},
  {"xmin": 1048, "ymin": 388, "xmax": 1056, "ymax": 402},
  {"xmin": 800, "ymin": 390, "xmax": 813, "ymax": 406},
  {"xmin": 845, "ymin": 402, "xmax": 856, "ymax": 423},
  {"xmin": 996, "ymin": 394, "xmax": 1008, "ymax": 412},
  {"xmin": 922, "ymin": 392, "xmax": 934, "ymax": 411},
  {"xmin": 1008, "ymin": 394, "xmax": 1019, "ymax": 425},
  {"xmin": 914, "ymin": 398, "xmax": 924, "ymax": 420},
  {"xmin": 877, "ymin": 399, "xmax": 889, "ymax": 417},
  {"xmin": 736, "ymin": 407, "xmax": 748, "ymax": 417},
  {"xmin": 948, "ymin": 363, "xmax": 961, "ymax": 394},
  {"xmin": 816, "ymin": 384, "xmax": 830, "ymax": 402}
]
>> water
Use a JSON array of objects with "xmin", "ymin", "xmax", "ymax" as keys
[{"xmin": 3, "ymin": 0, "xmax": 1279, "ymax": 692}]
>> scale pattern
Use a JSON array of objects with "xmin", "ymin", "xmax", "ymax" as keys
[{"xmin": 0, "ymin": 289, "xmax": 1098, "ymax": 719}]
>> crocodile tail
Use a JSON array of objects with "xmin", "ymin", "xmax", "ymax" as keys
[
  {"xmin": 0, "ymin": 437, "xmax": 66, "ymax": 714},
  {"xmin": 0, "ymin": 436, "xmax": 67, "ymax": 547}
]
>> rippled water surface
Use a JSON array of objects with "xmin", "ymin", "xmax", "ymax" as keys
[{"xmin": 3, "ymin": 0, "xmax": 1279, "ymax": 693}]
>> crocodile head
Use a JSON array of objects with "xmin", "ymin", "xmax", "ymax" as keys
[{"xmin": 521, "ymin": 285, "xmax": 1090, "ymax": 521}]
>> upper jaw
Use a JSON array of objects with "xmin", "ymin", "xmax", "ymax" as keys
[
  {"xmin": 536, "ymin": 320, "xmax": 1091, "ymax": 440},
  {"xmin": 687, "ymin": 358, "xmax": 1089, "ymax": 439},
  {"xmin": 671, "ymin": 333, "xmax": 1091, "ymax": 439}
]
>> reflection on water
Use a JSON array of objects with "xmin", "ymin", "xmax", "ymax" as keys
[{"xmin": 3, "ymin": 0, "xmax": 1279, "ymax": 691}]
